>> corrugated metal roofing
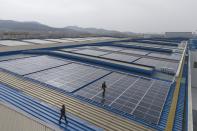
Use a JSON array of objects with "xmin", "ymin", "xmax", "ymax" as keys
[{"xmin": 0, "ymin": 103, "xmax": 55, "ymax": 131}]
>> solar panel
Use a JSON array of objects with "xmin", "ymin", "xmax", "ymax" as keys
[
  {"xmin": 148, "ymin": 53, "xmax": 181, "ymax": 60},
  {"xmin": 0, "ymin": 56, "xmax": 70, "ymax": 75},
  {"xmin": 120, "ymin": 49, "xmax": 150, "ymax": 55},
  {"xmin": 134, "ymin": 58, "xmax": 179, "ymax": 72},
  {"xmin": 66, "ymin": 38, "xmax": 90, "ymax": 42},
  {"xmin": 46, "ymin": 39, "xmax": 73, "ymax": 43},
  {"xmin": 0, "ymin": 54, "xmax": 36, "ymax": 62},
  {"xmin": 133, "ymin": 80, "xmax": 171, "ymax": 123},
  {"xmin": 101, "ymin": 53, "xmax": 140, "ymax": 62},
  {"xmin": 117, "ymin": 42, "xmax": 163, "ymax": 48},
  {"xmin": 72, "ymin": 49, "xmax": 110, "ymax": 56},
  {"xmin": 161, "ymin": 45, "xmax": 178, "ymax": 49},
  {"xmin": 26, "ymin": 63, "xmax": 110, "ymax": 92},
  {"xmin": 0, "ymin": 40, "xmax": 33, "ymax": 46},
  {"xmin": 61, "ymin": 48, "xmax": 82, "ymax": 52},
  {"xmin": 22, "ymin": 39, "xmax": 56, "ymax": 44},
  {"xmin": 74, "ymin": 72, "xmax": 171, "ymax": 124},
  {"xmin": 141, "ymin": 40, "xmax": 178, "ymax": 45},
  {"xmin": 96, "ymin": 46, "xmax": 124, "ymax": 51}
]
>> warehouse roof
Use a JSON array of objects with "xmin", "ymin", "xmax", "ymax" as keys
[{"xmin": 0, "ymin": 37, "xmax": 189, "ymax": 131}]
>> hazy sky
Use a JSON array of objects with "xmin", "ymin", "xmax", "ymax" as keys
[{"xmin": 0, "ymin": 0, "xmax": 197, "ymax": 33}]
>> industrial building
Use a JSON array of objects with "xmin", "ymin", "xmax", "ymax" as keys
[
  {"xmin": 165, "ymin": 32, "xmax": 193, "ymax": 38},
  {"xmin": 0, "ymin": 37, "xmax": 192, "ymax": 131}
]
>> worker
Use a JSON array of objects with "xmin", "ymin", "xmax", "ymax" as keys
[
  {"xmin": 59, "ymin": 104, "xmax": 68, "ymax": 125},
  {"xmin": 102, "ymin": 81, "xmax": 107, "ymax": 98}
]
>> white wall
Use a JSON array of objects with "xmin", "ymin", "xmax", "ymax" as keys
[{"xmin": 190, "ymin": 51, "xmax": 197, "ymax": 88}]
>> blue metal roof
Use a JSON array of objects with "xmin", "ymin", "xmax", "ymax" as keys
[{"xmin": 0, "ymin": 83, "xmax": 103, "ymax": 131}]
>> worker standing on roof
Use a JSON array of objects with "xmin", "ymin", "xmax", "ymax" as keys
[
  {"xmin": 59, "ymin": 104, "xmax": 68, "ymax": 125},
  {"xmin": 102, "ymin": 81, "xmax": 107, "ymax": 98}
]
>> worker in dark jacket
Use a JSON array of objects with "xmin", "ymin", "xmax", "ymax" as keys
[
  {"xmin": 59, "ymin": 104, "xmax": 68, "ymax": 125},
  {"xmin": 102, "ymin": 81, "xmax": 107, "ymax": 98}
]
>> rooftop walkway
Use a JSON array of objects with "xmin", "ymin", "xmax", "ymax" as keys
[
  {"xmin": 0, "ymin": 69, "xmax": 152, "ymax": 131},
  {"xmin": 0, "ymin": 83, "xmax": 102, "ymax": 131}
]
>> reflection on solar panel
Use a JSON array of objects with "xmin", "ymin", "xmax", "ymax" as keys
[
  {"xmin": 148, "ymin": 53, "xmax": 181, "ymax": 60},
  {"xmin": 101, "ymin": 53, "xmax": 140, "ymax": 62},
  {"xmin": 72, "ymin": 49, "xmax": 110, "ymax": 56},
  {"xmin": 26, "ymin": 63, "xmax": 110, "ymax": 92},
  {"xmin": 74, "ymin": 72, "xmax": 171, "ymax": 124},
  {"xmin": 120, "ymin": 49, "xmax": 150, "ymax": 55},
  {"xmin": 96, "ymin": 46, "xmax": 124, "ymax": 51},
  {"xmin": 46, "ymin": 39, "xmax": 73, "ymax": 43},
  {"xmin": 134, "ymin": 58, "xmax": 179, "ymax": 72},
  {"xmin": 0, "ymin": 56, "xmax": 70, "ymax": 75},
  {"xmin": 22, "ymin": 39, "xmax": 56, "ymax": 44},
  {"xmin": 0, "ymin": 40, "xmax": 33, "ymax": 46}
]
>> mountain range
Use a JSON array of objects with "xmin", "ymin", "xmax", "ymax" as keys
[{"xmin": 0, "ymin": 20, "xmax": 134, "ymax": 37}]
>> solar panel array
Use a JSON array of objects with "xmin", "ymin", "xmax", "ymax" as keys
[
  {"xmin": 22, "ymin": 39, "xmax": 56, "ymax": 44},
  {"xmin": 0, "ymin": 56, "xmax": 70, "ymax": 75},
  {"xmin": 96, "ymin": 46, "xmax": 124, "ymax": 51},
  {"xmin": 26, "ymin": 63, "xmax": 110, "ymax": 92},
  {"xmin": 148, "ymin": 53, "xmax": 181, "ymax": 60},
  {"xmin": 72, "ymin": 49, "xmax": 109, "ymax": 56},
  {"xmin": 46, "ymin": 39, "xmax": 73, "ymax": 43},
  {"xmin": 141, "ymin": 40, "xmax": 178, "ymax": 45},
  {"xmin": 0, "ymin": 54, "xmax": 36, "ymax": 62},
  {"xmin": 119, "ymin": 49, "xmax": 150, "ymax": 55},
  {"xmin": 61, "ymin": 46, "xmax": 180, "ymax": 73},
  {"xmin": 92, "ymin": 46, "xmax": 151, "ymax": 56},
  {"xmin": 66, "ymin": 38, "xmax": 89, "ymax": 42},
  {"xmin": 101, "ymin": 53, "xmax": 140, "ymax": 63},
  {"xmin": 134, "ymin": 58, "xmax": 179, "ymax": 72},
  {"xmin": 117, "ymin": 42, "xmax": 163, "ymax": 48},
  {"xmin": 61, "ymin": 48, "xmax": 82, "ymax": 52},
  {"xmin": 74, "ymin": 72, "xmax": 171, "ymax": 124},
  {"xmin": 0, "ymin": 40, "xmax": 33, "ymax": 46}
]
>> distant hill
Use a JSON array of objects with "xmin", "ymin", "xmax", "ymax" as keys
[
  {"xmin": 0, "ymin": 20, "xmax": 134, "ymax": 38},
  {"xmin": 0, "ymin": 20, "xmax": 83, "ymax": 33},
  {"xmin": 65, "ymin": 26, "xmax": 130, "ymax": 37}
]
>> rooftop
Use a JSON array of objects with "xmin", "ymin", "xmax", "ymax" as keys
[{"xmin": 0, "ymin": 37, "xmax": 190, "ymax": 131}]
